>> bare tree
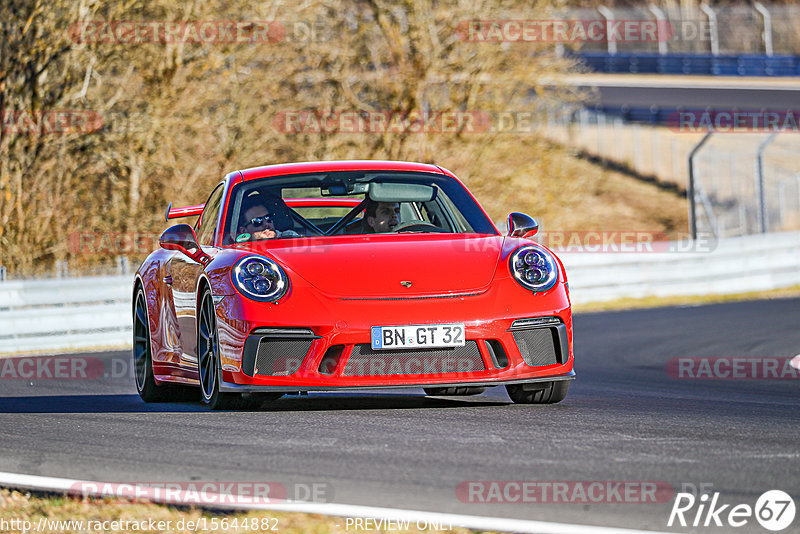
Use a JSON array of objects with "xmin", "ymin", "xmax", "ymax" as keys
[{"xmin": 1, "ymin": 0, "xmax": 584, "ymax": 274}]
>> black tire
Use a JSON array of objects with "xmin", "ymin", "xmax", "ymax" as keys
[
  {"xmin": 506, "ymin": 381, "xmax": 570, "ymax": 404},
  {"xmin": 423, "ymin": 387, "xmax": 486, "ymax": 396},
  {"xmin": 197, "ymin": 288, "xmax": 247, "ymax": 410},
  {"xmin": 133, "ymin": 288, "xmax": 185, "ymax": 402}
]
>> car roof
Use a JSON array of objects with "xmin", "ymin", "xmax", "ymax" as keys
[{"xmin": 237, "ymin": 160, "xmax": 448, "ymax": 182}]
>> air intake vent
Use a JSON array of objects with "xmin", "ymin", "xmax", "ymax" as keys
[
  {"xmin": 512, "ymin": 329, "xmax": 559, "ymax": 367},
  {"xmin": 242, "ymin": 328, "xmax": 319, "ymax": 377},
  {"xmin": 254, "ymin": 338, "xmax": 313, "ymax": 376}
]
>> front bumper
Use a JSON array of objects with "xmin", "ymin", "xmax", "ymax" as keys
[
  {"xmin": 215, "ymin": 275, "xmax": 574, "ymax": 390},
  {"xmin": 220, "ymin": 370, "xmax": 576, "ymax": 393}
]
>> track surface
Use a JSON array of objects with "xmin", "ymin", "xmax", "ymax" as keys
[{"xmin": 1, "ymin": 299, "xmax": 798, "ymax": 532}]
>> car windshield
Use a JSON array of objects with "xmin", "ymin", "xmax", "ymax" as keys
[{"xmin": 221, "ymin": 171, "xmax": 498, "ymax": 244}]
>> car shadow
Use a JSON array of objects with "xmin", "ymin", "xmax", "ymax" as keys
[
  {"xmin": 0, "ymin": 394, "xmax": 204, "ymax": 413},
  {"xmin": 0, "ymin": 393, "xmax": 510, "ymax": 413},
  {"xmin": 252, "ymin": 393, "xmax": 510, "ymax": 412}
]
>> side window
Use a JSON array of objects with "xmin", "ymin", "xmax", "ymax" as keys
[
  {"xmin": 417, "ymin": 201, "xmax": 446, "ymax": 230},
  {"xmin": 196, "ymin": 184, "xmax": 224, "ymax": 245}
]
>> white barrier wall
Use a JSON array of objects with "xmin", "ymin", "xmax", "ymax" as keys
[
  {"xmin": 560, "ymin": 230, "xmax": 800, "ymax": 305},
  {"xmin": 0, "ymin": 276, "xmax": 133, "ymax": 354},
  {"xmin": 0, "ymin": 231, "xmax": 798, "ymax": 355}
]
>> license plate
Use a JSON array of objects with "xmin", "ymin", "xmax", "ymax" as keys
[{"xmin": 371, "ymin": 324, "xmax": 465, "ymax": 350}]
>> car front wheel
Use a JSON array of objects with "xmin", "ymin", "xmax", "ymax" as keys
[{"xmin": 197, "ymin": 288, "xmax": 245, "ymax": 410}]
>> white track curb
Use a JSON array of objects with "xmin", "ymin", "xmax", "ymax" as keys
[{"xmin": 0, "ymin": 471, "xmax": 674, "ymax": 534}]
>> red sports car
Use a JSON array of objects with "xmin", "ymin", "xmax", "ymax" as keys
[{"xmin": 133, "ymin": 160, "xmax": 574, "ymax": 409}]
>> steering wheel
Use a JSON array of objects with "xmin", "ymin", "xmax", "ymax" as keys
[{"xmin": 392, "ymin": 221, "xmax": 447, "ymax": 233}]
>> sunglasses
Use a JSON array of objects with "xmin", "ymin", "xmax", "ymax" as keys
[{"xmin": 247, "ymin": 215, "xmax": 273, "ymax": 228}]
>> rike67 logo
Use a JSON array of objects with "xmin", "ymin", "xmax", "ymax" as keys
[{"xmin": 669, "ymin": 490, "xmax": 796, "ymax": 531}]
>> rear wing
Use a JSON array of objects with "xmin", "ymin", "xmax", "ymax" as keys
[{"xmin": 165, "ymin": 202, "xmax": 205, "ymax": 222}]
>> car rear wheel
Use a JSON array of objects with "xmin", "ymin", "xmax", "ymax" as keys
[
  {"xmin": 506, "ymin": 381, "xmax": 569, "ymax": 404},
  {"xmin": 423, "ymin": 387, "xmax": 486, "ymax": 396},
  {"xmin": 133, "ymin": 288, "xmax": 186, "ymax": 402},
  {"xmin": 197, "ymin": 288, "xmax": 249, "ymax": 410}
]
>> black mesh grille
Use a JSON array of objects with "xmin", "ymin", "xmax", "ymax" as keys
[
  {"xmin": 513, "ymin": 328, "xmax": 559, "ymax": 367},
  {"xmin": 343, "ymin": 341, "xmax": 485, "ymax": 376},
  {"xmin": 254, "ymin": 338, "xmax": 313, "ymax": 376}
]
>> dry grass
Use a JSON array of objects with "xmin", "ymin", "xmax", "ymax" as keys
[
  {"xmin": 449, "ymin": 135, "xmax": 687, "ymax": 236},
  {"xmin": 0, "ymin": 0, "xmax": 691, "ymax": 277}
]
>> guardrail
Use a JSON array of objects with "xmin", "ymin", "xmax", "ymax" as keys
[
  {"xmin": 0, "ymin": 276, "xmax": 132, "ymax": 355},
  {"xmin": 0, "ymin": 231, "xmax": 798, "ymax": 355},
  {"xmin": 571, "ymin": 52, "xmax": 800, "ymax": 76},
  {"xmin": 562, "ymin": 230, "xmax": 800, "ymax": 304}
]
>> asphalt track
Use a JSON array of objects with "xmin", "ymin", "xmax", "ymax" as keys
[{"xmin": 0, "ymin": 298, "xmax": 798, "ymax": 532}]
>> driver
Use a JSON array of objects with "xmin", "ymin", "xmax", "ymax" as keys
[
  {"xmin": 236, "ymin": 194, "xmax": 300, "ymax": 242},
  {"xmin": 362, "ymin": 199, "xmax": 400, "ymax": 233}
]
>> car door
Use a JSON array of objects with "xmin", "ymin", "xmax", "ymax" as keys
[{"xmin": 169, "ymin": 183, "xmax": 225, "ymax": 370}]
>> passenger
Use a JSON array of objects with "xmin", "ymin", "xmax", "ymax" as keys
[{"xmin": 236, "ymin": 194, "xmax": 300, "ymax": 241}]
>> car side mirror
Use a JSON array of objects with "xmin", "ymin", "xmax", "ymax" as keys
[
  {"xmin": 159, "ymin": 224, "xmax": 210, "ymax": 264},
  {"xmin": 507, "ymin": 212, "xmax": 539, "ymax": 238}
]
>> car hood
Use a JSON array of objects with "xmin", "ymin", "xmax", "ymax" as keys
[{"xmin": 234, "ymin": 234, "xmax": 504, "ymax": 298}]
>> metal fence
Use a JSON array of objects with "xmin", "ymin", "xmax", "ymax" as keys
[
  {"xmin": 544, "ymin": 109, "xmax": 800, "ymax": 239},
  {"xmin": 562, "ymin": 3, "xmax": 800, "ymax": 56},
  {"xmin": 0, "ymin": 230, "xmax": 798, "ymax": 355},
  {"xmin": 690, "ymin": 132, "xmax": 800, "ymax": 237}
]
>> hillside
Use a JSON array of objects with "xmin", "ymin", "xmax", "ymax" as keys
[{"xmin": 0, "ymin": 0, "xmax": 686, "ymax": 275}]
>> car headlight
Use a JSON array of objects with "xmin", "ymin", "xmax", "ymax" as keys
[
  {"xmin": 509, "ymin": 245, "xmax": 558, "ymax": 293},
  {"xmin": 232, "ymin": 256, "xmax": 289, "ymax": 302}
]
